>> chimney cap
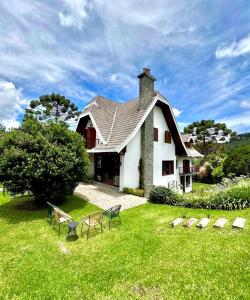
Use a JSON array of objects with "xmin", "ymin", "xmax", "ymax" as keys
[{"xmin": 137, "ymin": 67, "xmax": 156, "ymax": 81}]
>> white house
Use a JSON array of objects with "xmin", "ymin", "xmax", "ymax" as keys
[{"xmin": 76, "ymin": 68, "xmax": 202, "ymax": 197}]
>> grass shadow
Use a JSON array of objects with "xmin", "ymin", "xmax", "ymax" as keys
[{"xmin": 0, "ymin": 193, "xmax": 92, "ymax": 225}]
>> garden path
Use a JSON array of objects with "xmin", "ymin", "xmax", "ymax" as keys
[{"xmin": 74, "ymin": 182, "xmax": 147, "ymax": 211}]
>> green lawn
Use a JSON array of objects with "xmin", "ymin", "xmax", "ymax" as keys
[
  {"xmin": 192, "ymin": 182, "xmax": 211, "ymax": 192},
  {"xmin": 0, "ymin": 192, "xmax": 249, "ymax": 299}
]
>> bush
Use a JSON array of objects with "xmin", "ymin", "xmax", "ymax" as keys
[
  {"xmin": 178, "ymin": 180, "xmax": 250, "ymax": 210},
  {"xmin": 0, "ymin": 119, "xmax": 89, "ymax": 205},
  {"xmin": 149, "ymin": 186, "xmax": 177, "ymax": 204},
  {"xmin": 123, "ymin": 187, "xmax": 144, "ymax": 197},
  {"xmin": 223, "ymin": 145, "xmax": 250, "ymax": 176}
]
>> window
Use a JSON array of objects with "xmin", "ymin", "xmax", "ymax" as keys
[
  {"xmin": 165, "ymin": 131, "xmax": 171, "ymax": 143},
  {"xmin": 162, "ymin": 161, "xmax": 174, "ymax": 175},
  {"xmin": 186, "ymin": 176, "xmax": 191, "ymax": 187},
  {"xmin": 154, "ymin": 128, "xmax": 158, "ymax": 141}
]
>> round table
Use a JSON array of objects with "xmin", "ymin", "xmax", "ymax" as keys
[{"xmin": 67, "ymin": 221, "xmax": 79, "ymax": 239}]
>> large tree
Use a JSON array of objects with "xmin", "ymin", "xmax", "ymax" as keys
[
  {"xmin": 223, "ymin": 145, "xmax": 250, "ymax": 176},
  {"xmin": 0, "ymin": 118, "xmax": 89, "ymax": 205},
  {"xmin": 25, "ymin": 93, "xmax": 80, "ymax": 123}
]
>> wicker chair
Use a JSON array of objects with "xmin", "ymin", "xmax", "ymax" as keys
[
  {"xmin": 53, "ymin": 208, "xmax": 72, "ymax": 236},
  {"xmin": 103, "ymin": 205, "xmax": 121, "ymax": 229},
  {"xmin": 81, "ymin": 212, "xmax": 103, "ymax": 239}
]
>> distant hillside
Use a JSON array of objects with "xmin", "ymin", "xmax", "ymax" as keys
[{"xmin": 183, "ymin": 120, "xmax": 237, "ymax": 144}]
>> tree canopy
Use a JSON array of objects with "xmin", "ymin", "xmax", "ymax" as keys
[
  {"xmin": 223, "ymin": 145, "xmax": 250, "ymax": 176},
  {"xmin": 25, "ymin": 93, "xmax": 80, "ymax": 123},
  {"xmin": 0, "ymin": 119, "xmax": 89, "ymax": 204}
]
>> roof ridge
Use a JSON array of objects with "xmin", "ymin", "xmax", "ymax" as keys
[{"xmin": 107, "ymin": 106, "xmax": 118, "ymax": 143}]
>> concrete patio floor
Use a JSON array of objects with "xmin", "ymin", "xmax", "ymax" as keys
[{"xmin": 74, "ymin": 182, "xmax": 147, "ymax": 211}]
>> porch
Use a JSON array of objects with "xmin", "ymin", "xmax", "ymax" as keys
[
  {"xmin": 74, "ymin": 182, "xmax": 147, "ymax": 211},
  {"xmin": 89, "ymin": 152, "xmax": 121, "ymax": 187}
]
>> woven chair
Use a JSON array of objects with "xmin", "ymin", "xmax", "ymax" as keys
[
  {"xmin": 81, "ymin": 211, "xmax": 103, "ymax": 239},
  {"xmin": 103, "ymin": 205, "xmax": 121, "ymax": 229},
  {"xmin": 53, "ymin": 208, "xmax": 72, "ymax": 236}
]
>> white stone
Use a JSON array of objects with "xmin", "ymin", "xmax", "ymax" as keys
[
  {"xmin": 197, "ymin": 217, "xmax": 210, "ymax": 228},
  {"xmin": 232, "ymin": 217, "xmax": 246, "ymax": 229},
  {"xmin": 171, "ymin": 218, "xmax": 184, "ymax": 227},
  {"xmin": 183, "ymin": 218, "xmax": 197, "ymax": 228},
  {"xmin": 213, "ymin": 218, "xmax": 228, "ymax": 228}
]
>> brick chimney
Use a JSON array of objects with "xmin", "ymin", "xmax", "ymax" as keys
[{"xmin": 137, "ymin": 68, "xmax": 156, "ymax": 110}]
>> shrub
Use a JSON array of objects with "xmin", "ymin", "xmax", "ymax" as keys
[
  {"xmin": 178, "ymin": 180, "xmax": 250, "ymax": 210},
  {"xmin": 223, "ymin": 145, "xmax": 250, "ymax": 176},
  {"xmin": 123, "ymin": 187, "xmax": 144, "ymax": 197},
  {"xmin": 0, "ymin": 119, "xmax": 89, "ymax": 205},
  {"xmin": 149, "ymin": 186, "xmax": 177, "ymax": 204}
]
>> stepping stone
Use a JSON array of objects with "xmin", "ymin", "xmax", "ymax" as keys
[
  {"xmin": 183, "ymin": 218, "xmax": 197, "ymax": 228},
  {"xmin": 171, "ymin": 218, "xmax": 184, "ymax": 227},
  {"xmin": 213, "ymin": 218, "xmax": 228, "ymax": 228},
  {"xmin": 232, "ymin": 217, "xmax": 246, "ymax": 229},
  {"xmin": 197, "ymin": 218, "xmax": 210, "ymax": 228}
]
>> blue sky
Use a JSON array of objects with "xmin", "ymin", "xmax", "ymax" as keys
[{"xmin": 0, "ymin": 0, "xmax": 250, "ymax": 132}]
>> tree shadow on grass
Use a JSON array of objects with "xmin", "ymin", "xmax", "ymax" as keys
[{"xmin": 0, "ymin": 194, "xmax": 92, "ymax": 225}]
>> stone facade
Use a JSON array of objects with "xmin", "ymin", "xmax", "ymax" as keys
[
  {"xmin": 138, "ymin": 68, "xmax": 156, "ymax": 197},
  {"xmin": 141, "ymin": 111, "xmax": 154, "ymax": 197},
  {"xmin": 138, "ymin": 68, "xmax": 156, "ymax": 110}
]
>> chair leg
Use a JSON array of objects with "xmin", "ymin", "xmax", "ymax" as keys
[
  {"xmin": 100, "ymin": 222, "xmax": 103, "ymax": 233},
  {"xmin": 119, "ymin": 215, "xmax": 121, "ymax": 225},
  {"xmin": 58, "ymin": 224, "xmax": 60, "ymax": 236},
  {"xmin": 80, "ymin": 223, "xmax": 83, "ymax": 237},
  {"xmin": 109, "ymin": 220, "xmax": 111, "ymax": 230},
  {"xmin": 87, "ymin": 227, "xmax": 90, "ymax": 240}
]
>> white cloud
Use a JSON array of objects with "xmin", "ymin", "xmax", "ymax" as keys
[
  {"xmin": 59, "ymin": 0, "xmax": 91, "ymax": 30},
  {"xmin": 0, "ymin": 80, "xmax": 27, "ymax": 129},
  {"xmin": 216, "ymin": 35, "xmax": 250, "ymax": 59},
  {"xmin": 240, "ymin": 100, "xmax": 250, "ymax": 109},
  {"xmin": 173, "ymin": 108, "xmax": 182, "ymax": 117},
  {"xmin": 218, "ymin": 111, "xmax": 250, "ymax": 133}
]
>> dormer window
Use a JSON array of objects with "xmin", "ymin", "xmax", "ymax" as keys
[
  {"xmin": 154, "ymin": 128, "xmax": 158, "ymax": 142},
  {"xmin": 165, "ymin": 131, "xmax": 171, "ymax": 143}
]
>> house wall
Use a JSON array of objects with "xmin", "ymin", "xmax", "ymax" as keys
[
  {"xmin": 119, "ymin": 129, "xmax": 141, "ymax": 191},
  {"xmin": 153, "ymin": 106, "xmax": 178, "ymax": 189}
]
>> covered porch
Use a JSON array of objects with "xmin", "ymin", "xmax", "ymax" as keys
[{"xmin": 89, "ymin": 152, "xmax": 121, "ymax": 187}]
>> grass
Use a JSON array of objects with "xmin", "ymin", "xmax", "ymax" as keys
[
  {"xmin": 192, "ymin": 181, "xmax": 211, "ymax": 192},
  {"xmin": 0, "ymin": 192, "xmax": 250, "ymax": 299}
]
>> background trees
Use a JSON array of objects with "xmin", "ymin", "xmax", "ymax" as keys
[
  {"xmin": 223, "ymin": 145, "xmax": 250, "ymax": 176},
  {"xmin": 25, "ymin": 93, "xmax": 80, "ymax": 123},
  {"xmin": 0, "ymin": 118, "xmax": 89, "ymax": 205}
]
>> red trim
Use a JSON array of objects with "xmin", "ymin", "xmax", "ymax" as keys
[
  {"xmin": 165, "ymin": 131, "xmax": 171, "ymax": 143},
  {"xmin": 154, "ymin": 128, "xmax": 158, "ymax": 142},
  {"xmin": 162, "ymin": 160, "xmax": 174, "ymax": 176}
]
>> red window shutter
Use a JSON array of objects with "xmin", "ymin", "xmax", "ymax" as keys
[
  {"xmin": 162, "ymin": 161, "xmax": 166, "ymax": 176},
  {"xmin": 170, "ymin": 161, "xmax": 174, "ymax": 174},
  {"xmin": 154, "ymin": 128, "xmax": 158, "ymax": 142},
  {"xmin": 165, "ymin": 131, "xmax": 171, "ymax": 143}
]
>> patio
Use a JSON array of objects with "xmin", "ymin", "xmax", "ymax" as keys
[{"xmin": 74, "ymin": 182, "xmax": 147, "ymax": 211}]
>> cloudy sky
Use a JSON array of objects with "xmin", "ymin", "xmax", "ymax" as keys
[{"xmin": 0, "ymin": 0, "xmax": 250, "ymax": 132}]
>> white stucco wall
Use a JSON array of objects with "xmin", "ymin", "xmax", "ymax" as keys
[
  {"xmin": 153, "ymin": 106, "xmax": 179, "ymax": 190},
  {"xmin": 119, "ymin": 129, "xmax": 141, "ymax": 190}
]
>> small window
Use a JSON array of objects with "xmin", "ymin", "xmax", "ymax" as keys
[
  {"xmin": 162, "ymin": 161, "xmax": 174, "ymax": 176},
  {"xmin": 154, "ymin": 128, "xmax": 158, "ymax": 142},
  {"xmin": 186, "ymin": 176, "xmax": 191, "ymax": 187},
  {"xmin": 165, "ymin": 131, "xmax": 171, "ymax": 143}
]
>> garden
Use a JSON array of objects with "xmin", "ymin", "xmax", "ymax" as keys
[
  {"xmin": 0, "ymin": 190, "xmax": 250, "ymax": 299},
  {"xmin": 0, "ymin": 96, "xmax": 249, "ymax": 299}
]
